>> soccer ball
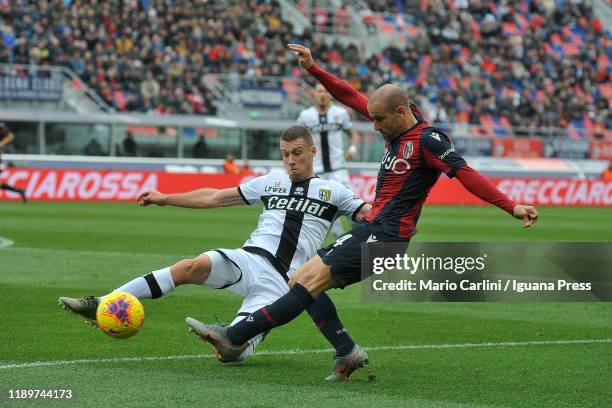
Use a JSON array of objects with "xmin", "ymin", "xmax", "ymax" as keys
[{"xmin": 96, "ymin": 292, "xmax": 144, "ymax": 339}]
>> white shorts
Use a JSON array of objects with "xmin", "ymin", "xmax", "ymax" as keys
[
  {"xmin": 201, "ymin": 248, "xmax": 289, "ymax": 361},
  {"xmin": 202, "ymin": 248, "xmax": 289, "ymax": 317},
  {"xmin": 318, "ymin": 168, "xmax": 350, "ymax": 189}
]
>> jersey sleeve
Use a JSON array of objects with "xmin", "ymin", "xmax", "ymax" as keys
[
  {"xmin": 421, "ymin": 128, "xmax": 467, "ymax": 178},
  {"xmin": 336, "ymin": 183, "xmax": 366, "ymax": 221},
  {"xmin": 237, "ymin": 175, "xmax": 266, "ymax": 205},
  {"xmin": 341, "ymin": 108, "xmax": 352, "ymax": 130},
  {"xmin": 296, "ymin": 110, "xmax": 307, "ymax": 126},
  {"xmin": 307, "ymin": 64, "xmax": 371, "ymax": 120}
]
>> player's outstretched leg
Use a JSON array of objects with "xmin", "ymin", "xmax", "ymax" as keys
[
  {"xmin": 185, "ymin": 317, "xmax": 248, "ymax": 362},
  {"xmin": 59, "ymin": 255, "xmax": 212, "ymax": 325},
  {"xmin": 0, "ymin": 184, "xmax": 27, "ymax": 203},
  {"xmin": 225, "ymin": 256, "xmax": 335, "ymax": 346},
  {"xmin": 307, "ymin": 292, "xmax": 374, "ymax": 380},
  {"xmin": 325, "ymin": 344, "xmax": 371, "ymax": 382},
  {"xmin": 58, "ymin": 296, "xmax": 99, "ymax": 326}
]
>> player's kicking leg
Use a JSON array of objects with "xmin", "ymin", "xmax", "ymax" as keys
[
  {"xmin": 0, "ymin": 183, "xmax": 27, "ymax": 203},
  {"xmin": 59, "ymin": 253, "xmax": 214, "ymax": 326},
  {"xmin": 185, "ymin": 255, "xmax": 371, "ymax": 380},
  {"xmin": 191, "ymin": 223, "xmax": 396, "ymax": 380}
]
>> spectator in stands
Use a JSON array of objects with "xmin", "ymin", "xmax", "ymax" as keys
[
  {"xmin": 83, "ymin": 138, "xmax": 104, "ymax": 156},
  {"xmin": 140, "ymin": 71, "xmax": 160, "ymax": 106},
  {"xmin": 602, "ymin": 162, "xmax": 612, "ymax": 183},
  {"xmin": 223, "ymin": 153, "xmax": 239, "ymax": 175},
  {"xmin": 192, "ymin": 135, "xmax": 209, "ymax": 159},
  {"xmin": 2, "ymin": 0, "xmax": 609, "ymax": 140},
  {"xmin": 123, "ymin": 131, "xmax": 138, "ymax": 157},
  {"xmin": 334, "ymin": 4, "xmax": 351, "ymax": 35},
  {"xmin": 240, "ymin": 160, "xmax": 254, "ymax": 176}
]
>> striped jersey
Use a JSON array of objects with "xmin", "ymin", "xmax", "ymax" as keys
[
  {"xmin": 297, "ymin": 105, "xmax": 352, "ymax": 173},
  {"xmin": 237, "ymin": 172, "xmax": 365, "ymax": 275},
  {"xmin": 364, "ymin": 106, "xmax": 468, "ymax": 238}
]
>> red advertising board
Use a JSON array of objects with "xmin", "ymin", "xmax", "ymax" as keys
[
  {"xmin": 1, "ymin": 168, "xmax": 610, "ymax": 206},
  {"xmin": 425, "ymin": 177, "xmax": 611, "ymax": 206},
  {"xmin": 493, "ymin": 138, "xmax": 543, "ymax": 158},
  {"xmin": 589, "ymin": 141, "xmax": 612, "ymax": 160},
  {"xmin": 0, "ymin": 168, "xmax": 247, "ymax": 201}
]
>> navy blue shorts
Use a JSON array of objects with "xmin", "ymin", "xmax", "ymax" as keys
[{"xmin": 317, "ymin": 222, "xmax": 410, "ymax": 288}]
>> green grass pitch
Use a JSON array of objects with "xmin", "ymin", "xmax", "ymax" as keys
[{"xmin": 0, "ymin": 201, "xmax": 611, "ymax": 407}]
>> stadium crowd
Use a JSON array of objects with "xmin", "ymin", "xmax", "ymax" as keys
[
  {"xmin": 336, "ymin": 0, "xmax": 610, "ymax": 138},
  {"xmin": 0, "ymin": 0, "xmax": 609, "ymax": 138}
]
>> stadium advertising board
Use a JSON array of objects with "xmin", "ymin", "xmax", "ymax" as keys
[
  {"xmin": 0, "ymin": 75, "xmax": 63, "ymax": 100},
  {"xmin": 238, "ymin": 87, "xmax": 284, "ymax": 108},
  {"xmin": 493, "ymin": 138, "xmax": 543, "ymax": 158},
  {"xmin": 426, "ymin": 177, "xmax": 611, "ymax": 206},
  {"xmin": 1, "ymin": 169, "xmax": 610, "ymax": 206},
  {"xmin": 0, "ymin": 168, "xmax": 243, "ymax": 201},
  {"xmin": 589, "ymin": 141, "xmax": 612, "ymax": 160},
  {"xmin": 543, "ymin": 139, "xmax": 590, "ymax": 159},
  {"xmin": 451, "ymin": 136, "xmax": 493, "ymax": 156}
]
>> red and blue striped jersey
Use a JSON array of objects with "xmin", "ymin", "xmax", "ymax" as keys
[
  {"xmin": 363, "ymin": 106, "xmax": 467, "ymax": 237},
  {"xmin": 307, "ymin": 63, "xmax": 515, "ymax": 239}
]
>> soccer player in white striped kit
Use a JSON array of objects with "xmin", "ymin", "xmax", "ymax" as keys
[
  {"xmin": 297, "ymin": 84, "xmax": 360, "ymax": 237},
  {"xmin": 59, "ymin": 126, "xmax": 372, "ymax": 381}
]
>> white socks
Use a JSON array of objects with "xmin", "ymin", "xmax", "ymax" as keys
[{"xmin": 101, "ymin": 267, "xmax": 176, "ymax": 301}]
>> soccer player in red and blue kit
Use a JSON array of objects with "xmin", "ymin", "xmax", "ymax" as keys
[{"xmin": 188, "ymin": 44, "xmax": 539, "ymax": 380}]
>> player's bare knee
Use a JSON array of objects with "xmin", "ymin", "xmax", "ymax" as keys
[
  {"xmin": 187, "ymin": 255, "xmax": 211, "ymax": 284},
  {"xmin": 303, "ymin": 265, "xmax": 336, "ymax": 297},
  {"xmin": 171, "ymin": 256, "xmax": 210, "ymax": 285},
  {"xmin": 170, "ymin": 259, "xmax": 192, "ymax": 285}
]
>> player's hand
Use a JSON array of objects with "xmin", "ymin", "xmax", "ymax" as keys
[
  {"xmin": 512, "ymin": 204, "xmax": 539, "ymax": 228},
  {"xmin": 287, "ymin": 44, "xmax": 314, "ymax": 70},
  {"xmin": 137, "ymin": 189, "xmax": 165, "ymax": 206},
  {"xmin": 346, "ymin": 145, "xmax": 358, "ymax": 161}
]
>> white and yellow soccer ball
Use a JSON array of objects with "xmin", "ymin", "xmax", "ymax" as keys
[{"xmin": 96, "ymin": 292, "xmax": 144, "ymax": 339}]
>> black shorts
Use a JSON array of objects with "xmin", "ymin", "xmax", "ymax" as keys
[{"xmin": 317, "ymin": 222, "xmax": 410, "ymax": 288}]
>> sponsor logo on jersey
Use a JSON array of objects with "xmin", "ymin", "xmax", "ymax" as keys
[
  {"xmin": 319, "ymin": 188, "xmax": 331, "ymax": 201},
  {"xmin": 402, "ymin": 141, "xmax": 414, "ymax": 159},
  {"xmin": 381, "ymin": 148, "xmax": 411, "ymax": 175},
  {"xmin": 438, "ymin": 147, "xmax": 456, "ymax": 160},
  {"xmin": 263, "ymin": 195, "xmax": 336, "ymax": 220},
  {"xmin": 264, "ymin": 182, "xmax": 287, "ymax": 194},
  {"xmin": 294, "ymin": 186, "xmax": 305, "ymax": 196},
  {"xmin": 430, "ymin": 132, "xmax": 441, "ymax": 141}
]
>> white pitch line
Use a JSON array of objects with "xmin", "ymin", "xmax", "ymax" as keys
[
  {"xmin": 0, "ymin": 236, "xmax": 14, "ymax": 248},
  {"xmin": 1, "ymin": 338, "xmax": 610, "ymax": 370},
  {"xmin": 0, "ymin": 246, "xmax": 191, "ymax": 259}
]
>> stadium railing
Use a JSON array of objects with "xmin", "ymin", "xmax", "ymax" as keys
[{"xmin": 0, "ymin": 109, "xmax": 609, "ymax": 162}]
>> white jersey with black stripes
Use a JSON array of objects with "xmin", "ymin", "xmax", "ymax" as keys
[
  {"xmin": 237, "ymin": 171, "xmax": 364, "ymax": 275},
  {"xmin": 297, "ymin": 105, "xmax": 352, "ymax": 174}
]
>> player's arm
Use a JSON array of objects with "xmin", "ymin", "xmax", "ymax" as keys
[
  {"xmin": 454, "ymin": 168, "xmax": 538, "ymax": 228},
  {"xmin": 0, "ymin": 131, "xmax": 15, "ymax": 148},
  {"xmin": 345, "ymin": 129, "xmax": 360, "ymax": 161},
  {"xmin": 421, "ymin": 130, "xmax": 538, "ymax": 228},
  {"xmin": 287, "ymin": 44, "xmax": 371, "ymax": 119},
  {"xmin": 137, "ymin": 187, "xmax": 247, "ymax": 209},
  {"xmin": 336, "ymin": 182, "xmax": 372, "ymax": 221},
  {"xmin": 354, "ymin": 202, "xmax": 372, "ymax": 222}
]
